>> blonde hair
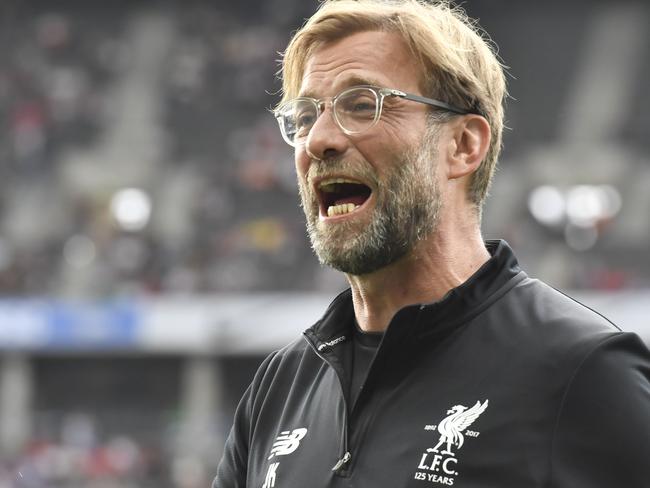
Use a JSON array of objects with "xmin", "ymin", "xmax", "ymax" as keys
[{"xmin": 278, "ymin": 0, "xmax": 507, "ymax": 210}]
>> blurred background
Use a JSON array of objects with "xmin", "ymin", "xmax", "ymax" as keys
[{"xmin": 0, "ymin": 0, "xmax": 648, "ymax": 486}]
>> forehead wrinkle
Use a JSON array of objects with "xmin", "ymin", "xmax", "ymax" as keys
[
  {"xmin": 300, "ymin": 58, "xmax": 360, "ymax": 97},
  {"xmin": 300, "ymin": 74, "xmax": 387, "ymax": 99},
  {"xmin": 298, "ymin": 32, "xmax": 420, "ymax": 99}
]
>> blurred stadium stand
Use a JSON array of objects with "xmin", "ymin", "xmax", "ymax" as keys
[{"xmin": 0, "ymin": 0, "xmax": 649, "ymax": 486}]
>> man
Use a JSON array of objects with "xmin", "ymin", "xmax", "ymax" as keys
[{"xmin": 215, "ymin": 1, "xmax": 650, "ymax": 487}]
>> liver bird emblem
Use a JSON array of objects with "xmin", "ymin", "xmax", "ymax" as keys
[{"xmin": 427, "ymin": 400, "xmax": 489, "ymax": 456}]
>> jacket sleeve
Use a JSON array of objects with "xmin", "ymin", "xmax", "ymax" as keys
[
  {"xmin": 213, "ymin": 352, "xmax": 278, "ymax": 488},
  {"xmin": 550, "ymin": 332, "xmax": 650, "ymax": 487}
]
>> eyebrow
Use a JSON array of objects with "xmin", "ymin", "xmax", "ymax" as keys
[{"xmin": 299, "ymin": 75, "xmax": 386, "ymax": 98}]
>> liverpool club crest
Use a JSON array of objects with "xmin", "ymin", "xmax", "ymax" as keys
[{"xmin": 414, "ymin": 400, "xmax": 489, "ymax": 485}]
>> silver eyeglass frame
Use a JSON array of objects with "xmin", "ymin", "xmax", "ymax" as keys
[{"xmin": 273, "ymin": 85, "xmax": 478, "ymax": 147}]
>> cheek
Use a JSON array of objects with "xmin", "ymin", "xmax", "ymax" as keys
[
  {"xmin": 355, "ymin": 131, "xmax": 414, "ymax": 175},
  {"xmin": 294, "ymin": 149, "xmax": 309, "ymax": 180}
]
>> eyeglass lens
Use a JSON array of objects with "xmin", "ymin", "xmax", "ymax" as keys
[{"xmin": 280, "ymin": 87, "xmax": 380, "ymax": 145}]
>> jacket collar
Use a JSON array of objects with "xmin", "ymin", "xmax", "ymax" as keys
[{"xmin": 305, "ymin": 239, "xmax": 526, "ymax": 348}]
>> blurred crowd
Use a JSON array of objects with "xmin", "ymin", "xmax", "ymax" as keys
[
  {"xmin": 1, "ymin": 0, "xmax": 649, "ymax": 298},
  {"xmin": 0, "ymin": 353, "xmax": 243, "ymax": 488},
  {"xmin": 0, "ymin": 0, "xmax": 331, "ymax": 299},
  {"xmin": 0, "ymin": 3, "xmax": 119, "ymax": 295},
  {"xmin": 1, "ymin": 413, "xmax": 210, "ymax": 488},
  {"xmin": 1, "ymin": 1, "xmax": 649, "ymax": 487},
  {"xmin": 3, "ymin": 436, "xmax": 164, "ymax": 488}
]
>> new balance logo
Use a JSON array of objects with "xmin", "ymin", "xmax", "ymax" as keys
[
  {"xmin": 268, "ymin": 428, "xmax": 308, "ymax": 460},
  {"xmin": 262, "ymin": 463, "xmax": 279, "ymax": 488},
  {"xmin": 262, "ymin": 428, "xmax": 307, "ymax": 487}
]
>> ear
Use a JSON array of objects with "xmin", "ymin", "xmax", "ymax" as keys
[{"xmin": 445, "ymin": 115, "xmax": 491, "ymax": 180}]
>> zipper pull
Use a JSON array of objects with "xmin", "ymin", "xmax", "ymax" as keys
[{"xmin": 331, "ymin": 451, "xmax": 351, "ymax": 472}]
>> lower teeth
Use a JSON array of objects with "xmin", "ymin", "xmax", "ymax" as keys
[{"xmin": 327, "ymin": 203, "xmax": 359, "ymax": 217}]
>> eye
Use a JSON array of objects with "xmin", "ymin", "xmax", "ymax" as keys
[
  {"xmin": 293, "ymin": 103, "xmax": 318, "ymax": 135},
  {"xmin": 350, "ymin": 101, "xmax": 375, "ymax": 113},
  {"xmin": 296, "ymin": 112, "xmax": 315, "ymax": 129},
  {"xmin": 337, "ymin": 90, "xmax": 377, "ymax": 118}
]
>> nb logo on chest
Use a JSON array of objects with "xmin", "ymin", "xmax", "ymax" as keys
[{"xmin": 268, "ymin": 428, "xmax": 308, "ymax": 460}]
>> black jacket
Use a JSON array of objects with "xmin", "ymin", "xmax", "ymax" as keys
[{"xmin": 215, "ymin": 240, "xmax": 650, "ymax": 487}]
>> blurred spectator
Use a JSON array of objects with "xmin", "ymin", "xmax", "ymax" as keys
[{"xmin": 0, "ymin": 0, "xmax": 648, "ymax": 296}]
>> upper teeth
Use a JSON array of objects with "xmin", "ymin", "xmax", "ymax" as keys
[{"xmin": 319, "ymin": 178, "xmax": 360, "ymax": 192}]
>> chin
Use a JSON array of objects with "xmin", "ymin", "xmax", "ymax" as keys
[{"xmin": 313, "ymin": 236, "xmax": 408, "ymax": 276}]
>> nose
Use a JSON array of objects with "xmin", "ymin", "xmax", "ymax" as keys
[{"xmin": 304, "ymin": 104, "xmax": 350, "ymax": 161}]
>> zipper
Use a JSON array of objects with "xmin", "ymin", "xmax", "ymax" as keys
[
  {"xmin": 331, "ymin": 451, "xmax": 351, "ymax": 472},
  {"xmin": 303, "ymin": 333, "xmax": 351, "ymax": 475}
]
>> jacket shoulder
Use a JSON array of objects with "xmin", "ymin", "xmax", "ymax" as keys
[
  {"xmin": 247, "ymin": 334, "xmax": 318, "ymax": 401},
  {"xmin": 510, "ymin": 276, "xmax": 621, "ymax": 340},
  {"xmin": 255, "ymin": 334, "xmax": 311, "ymax": 375}
]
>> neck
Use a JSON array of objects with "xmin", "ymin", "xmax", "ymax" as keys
[{"xmin": 346, "ymin": 223, "xmax": 489, "ymax": 333}]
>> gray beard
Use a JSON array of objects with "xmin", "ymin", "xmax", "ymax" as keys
[{"xmin": 298, "ymin": 132, "xmax": 442, "ymax": 276}]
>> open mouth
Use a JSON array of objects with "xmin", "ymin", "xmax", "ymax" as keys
[{"xmin": 317, "ymin": 178, "xmax": 373, "ymax": 218}]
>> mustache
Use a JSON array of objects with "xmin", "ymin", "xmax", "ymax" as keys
[{"xmin": 305, "ymin": 157, "xmax": 380, "ymax": 188}]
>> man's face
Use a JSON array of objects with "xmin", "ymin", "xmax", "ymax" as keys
[{"xmin": 294, "ymin": 31, "xmax": 443, "ymax": 275}]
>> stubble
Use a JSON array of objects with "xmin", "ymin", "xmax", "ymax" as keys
[{"xmin": 298, "ymin": 127, "xmax": 442, "ymax": 275}]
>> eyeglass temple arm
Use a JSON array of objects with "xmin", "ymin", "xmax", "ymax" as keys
[{"xmin": 388, "ymin": 89, "xmax": 476, "ymax": 116}]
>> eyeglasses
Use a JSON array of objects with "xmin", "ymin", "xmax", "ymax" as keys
[{"xmin": 273, "ymin": 85, "xmax": 477, "ymax": 147}]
